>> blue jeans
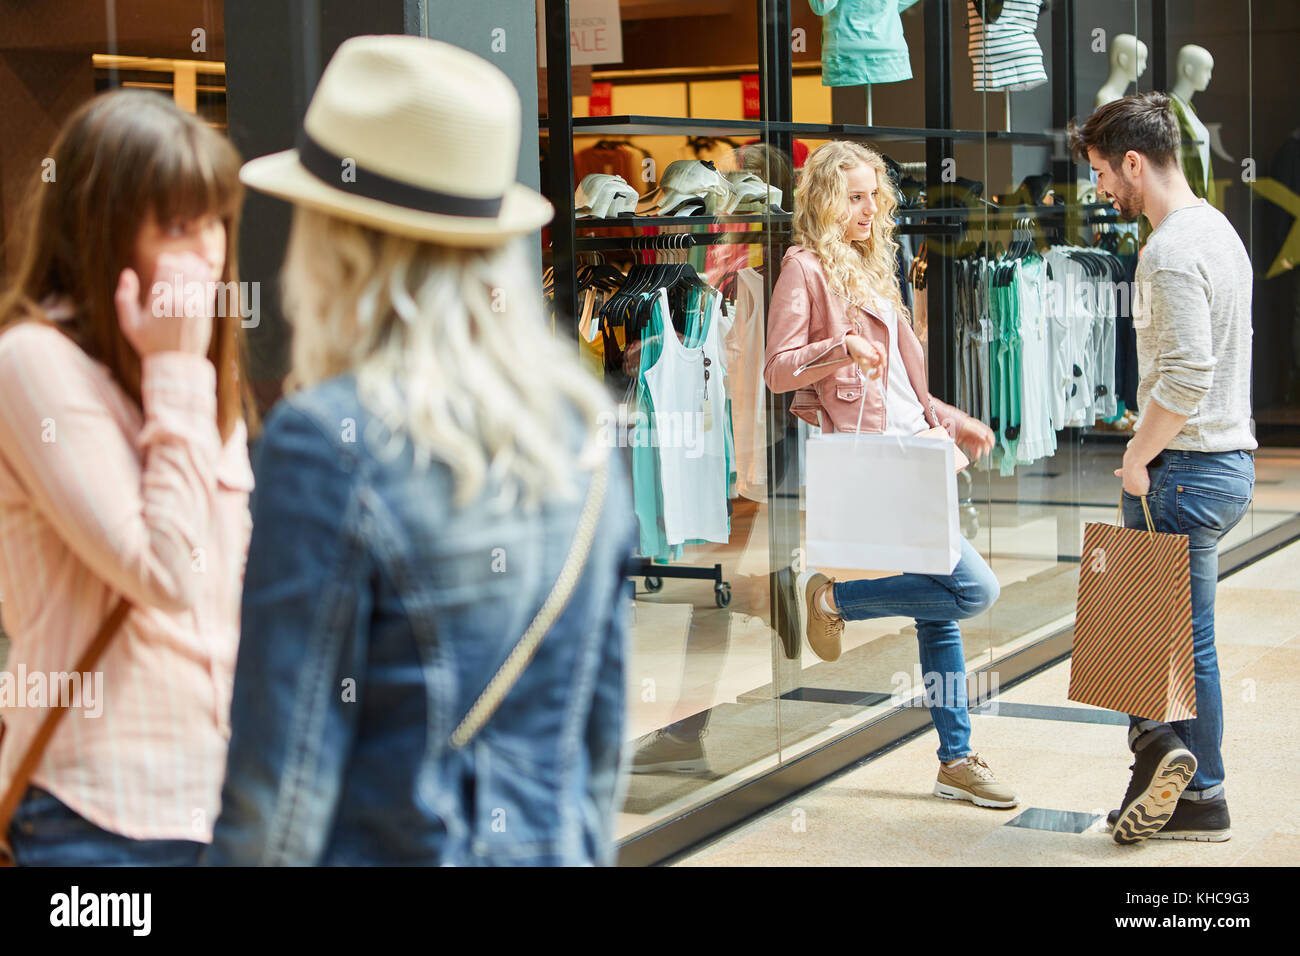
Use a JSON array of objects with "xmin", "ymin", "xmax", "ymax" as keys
[
  {"xmin": 1122, "ymin": 449, "xmax": 1255, "ymax": 797},
  {"xmin": 831, "ymin": 538, "xmax": 1001, "ymax": 762},
  {"xmin": 7, "ymin": 787, "xmax": 204, "ymax": 866}
]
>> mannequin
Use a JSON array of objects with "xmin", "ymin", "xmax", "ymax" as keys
[
  {"xmin": 813, "ymin": 1, "xmax": 923, "ymax": 126},
  {"xmin": 968, "ymin": 0, "xmax": 1048, "ymax": 94},
  {"xmin": 1094, "ymin": 34, "xmax": 1148, "ymax": 109},
  {"xmin": 1171, "ymin": 43, "xmax": 1213, "ymax": 105},
  {"xmin": 1169, "ymin": 44, "xmax": 1216, "ymax": 203}
]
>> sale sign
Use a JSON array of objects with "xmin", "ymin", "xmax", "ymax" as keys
[{"xmin": 537, "ymin": 0, "xmax": 624, "ymax": 67}]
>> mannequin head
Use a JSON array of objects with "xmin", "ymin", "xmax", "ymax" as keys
[
  {"xmin": 1095, "ymin": 34, "xmax": 1150, "ymax": 108},
  {"xmin": 1110, "ymin": 34, "xmax": 1149, "ymax": 81},
  {"xmin": 1176, "ymin": 44, "xmax": 1214, "ymax": 94}
]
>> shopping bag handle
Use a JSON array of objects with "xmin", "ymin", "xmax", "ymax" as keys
[
  {"xmin": 1116, "ymin": 492, "xmax": 1156, "ymax": 538},
  {"xmin": 850, "ymin": 369, "xmax": 907, "ymax": 457}
]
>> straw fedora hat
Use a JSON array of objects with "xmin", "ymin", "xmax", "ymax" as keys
[{"xmin": 239, "ymin": 35, "xmax": 553, "ymax": 247}]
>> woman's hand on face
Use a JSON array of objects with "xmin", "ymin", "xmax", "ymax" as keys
[
  {"xmin": 844, "ymin": 332, "xmax": 884, "ymax": 380},
  {"xmin": 116, "ymin": 251, "xmax": 216, "ymax": 358}
]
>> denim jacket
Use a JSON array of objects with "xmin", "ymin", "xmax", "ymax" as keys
[{"xmin": 205, "ymin": 374, "xmax": 637, "ymax": 866}]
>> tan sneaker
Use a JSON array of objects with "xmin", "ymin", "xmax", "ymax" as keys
[
  {"xmin": 795, "ymin": 569, "xmax": 844, "ymax": 662},
  {"xmin": 933, "ymin": 753, "xmax": 1019, "ymax": 809}
]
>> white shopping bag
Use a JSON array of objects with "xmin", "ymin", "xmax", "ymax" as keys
[{"xmin": 805, "ymin": 430, "xmax": 961, "ymax": 575}]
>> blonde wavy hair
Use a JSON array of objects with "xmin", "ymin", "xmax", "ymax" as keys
[
  {"xmin": 280, "ymin": 207, "xmax": 612, "ymax": 508},
  {"xmin": 793, "ymin": 140, "xmax": 909, "ymax": 323}
]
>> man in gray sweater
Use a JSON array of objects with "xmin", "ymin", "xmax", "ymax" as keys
[{"xmin": 1069, "ymin": 92, "xmax": 1256, "ymax": 845}]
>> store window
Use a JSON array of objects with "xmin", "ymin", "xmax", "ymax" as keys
[{"xmin": 538, "ymin": 0, "xmax": 1300, "ymax": 860}]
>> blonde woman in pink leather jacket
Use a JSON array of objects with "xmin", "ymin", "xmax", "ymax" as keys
[{"xmin": 763, "ymin": 140, "xmax": 1019, "ymax": 810}]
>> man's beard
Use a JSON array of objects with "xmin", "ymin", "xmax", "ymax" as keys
[{"xmin": 1107, "ymin": 184, "xmax": 1143, "ymax": 220}]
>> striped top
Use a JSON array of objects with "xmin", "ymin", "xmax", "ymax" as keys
[
  {"xmin": 967, "ymin": 0, "xmax": 1048, "ymax": 92},
  {"xmin": 0, "ymin": 319, "xmax": 252, "ymax": 842}
]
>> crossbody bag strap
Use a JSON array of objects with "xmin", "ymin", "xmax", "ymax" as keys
[
  {"xmin": 449, "ymin": 458, "xmax": 610, "ymax": 751},
  {"xmin": 0, "ymin": 597, "xmax": 131, "ymax": 865}
]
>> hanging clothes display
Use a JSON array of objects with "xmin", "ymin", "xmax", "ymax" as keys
[
  {"xmin": 955, "ymin": 256, "xmax": 994, "ymax": 430},
  {"xmin": 724, "ymin": 268, "xmax": 769, "ymax": 502},
  {"xmin": 581, "ymin": 253, "xmax": 736, "ymax": 561},
  {"xmin": 1092, "ymin": 225, "xmax": 1141, "ymax": 421},
  {"xmin": 811, "ymin": 0, "xmax": 922, "ymax": 87},
  {"xmin": 1042, "ymin": 245, "xmax": 1126, "ymax": 429},
  {"xmin": 951, "ymin": 240, "xmax": 1127, "ymax": 475},
  {"xmin": 907, "ymin": 241, "xmax": 930, "ymax": 355},
  {"xmin": 643, "ymin": 288, "xmax": 730, "ymax": 547},
  {"xmin": 1012, "ymin": 255, "xmax": 1056, "ymax": 465},
  {"xmin": 967, "ymin": 0, "xmax": 1048, "ymax": 92}
]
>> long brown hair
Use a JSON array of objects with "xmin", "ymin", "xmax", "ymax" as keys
[{"xmin": 0, "ymin": 89, "xmax": 255, "ymax": 441}]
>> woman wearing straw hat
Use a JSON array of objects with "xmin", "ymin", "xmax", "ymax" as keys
[{"xmin": 206, "ymin": 36, "xmax": 637, "ymax": 866}]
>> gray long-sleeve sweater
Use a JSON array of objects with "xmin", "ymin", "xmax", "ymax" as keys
[{"xmin": 1133, "ymin": 200, "xmax": 1257, "ymax": 452}]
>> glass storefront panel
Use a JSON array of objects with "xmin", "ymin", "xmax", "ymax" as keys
[
  {"xmin": 536, "ymin": 0, "xmax": 1300, "ymax": 858},
  {"xmin": 539, "ymin": 1, "xmax": 789, "ymax": 842}
]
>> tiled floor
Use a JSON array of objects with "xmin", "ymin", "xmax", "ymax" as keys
[
  {"xmin": 616, "ymin": 448, "xmax": 1300, "ymax": 841},
  {"xmin": 673, "ymin": 538, "xmax": 1300, "ymax": 867}
]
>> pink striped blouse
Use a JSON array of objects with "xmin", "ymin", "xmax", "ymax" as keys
[{"xmin": 0, "ymin": 319, "xmax": 252, "ymax": 843}]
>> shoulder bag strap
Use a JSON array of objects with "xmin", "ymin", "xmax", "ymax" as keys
[
  {"xmin": 0, "ymin": 597, "xmax": 131, "ymax": 865},
  {"xmin": 449, "ymin": 458, "xmax": 610, "ymax": 751}
]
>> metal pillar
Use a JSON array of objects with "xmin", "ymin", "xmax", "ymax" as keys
[
  {"xmin": 759, "ymin": 0, "xmax": 802, "ymax": 664},
  {"xmin": 544, "ymin": 0, "xmax": 578, "ymax": 338},
  {"xmin": 924, "ymin": 0, "xmax": 956, "ymax": 403}
]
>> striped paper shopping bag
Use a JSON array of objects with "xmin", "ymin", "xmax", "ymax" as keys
[{"xmin": 1068, "ymin": 504, "xmax": 1196, "ymax": 722}]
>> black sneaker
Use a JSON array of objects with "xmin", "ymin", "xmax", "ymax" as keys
[
  {"xmin": 1108, "ymin": 797, "xmax": 1231, "ymax": 842},
  {"xmin": 631, "ymin": 729, "xmax": 708, "ymax": 774},
  {"xmin": 1111, "ymin": 725, "xmax": 1198, "ymax": 845}
]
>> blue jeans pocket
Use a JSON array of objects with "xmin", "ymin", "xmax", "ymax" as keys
[
  {"xmin": 9, "ymin": 787, "xmax": 86, "ymax": 838},
  {"xmin": 1173, "ymin": 470, "xmax": 1253, "ymax": 535}
]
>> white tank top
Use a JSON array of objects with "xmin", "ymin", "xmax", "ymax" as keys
[
  {"xmin": 876, "ymin": 300, "xmax": 929, "ymax": 437},
  {"xmin": 643, "ymin": 287, "xmax": 729, "ymax": 546}
]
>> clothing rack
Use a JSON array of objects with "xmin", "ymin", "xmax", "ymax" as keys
[
  {"xmin": 575, "ymin": 221, "xmax": 960, "ymax": 252},
  {"xmin": 631, "ymin": 559, "xmax": 730, "ymax": 607},
  {"xmin": 575, "ymin": 230, "xmax": 764, "ymax": 252},
  {"xmin": 571, "ymin": 230, "xmax": 738, "ymax": 607}
]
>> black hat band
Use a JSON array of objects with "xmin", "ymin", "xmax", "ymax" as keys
[{"xmin": 296, "ymin": 129, "xmax": 504, "ymax": 219}]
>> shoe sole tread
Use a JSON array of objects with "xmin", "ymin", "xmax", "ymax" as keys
[{"xmin": 1112, "ymin": 750, "xmax": 1197, "ymax": 845}]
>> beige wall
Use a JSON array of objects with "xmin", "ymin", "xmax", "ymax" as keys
[{"xmin": 0, "ymin": 0, "xmax": 225, "ymax": 273}]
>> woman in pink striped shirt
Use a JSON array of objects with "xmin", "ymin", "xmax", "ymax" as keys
[{"xmin": 0, "ymin": 90, "xmax": 255, "ymax": 866}]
